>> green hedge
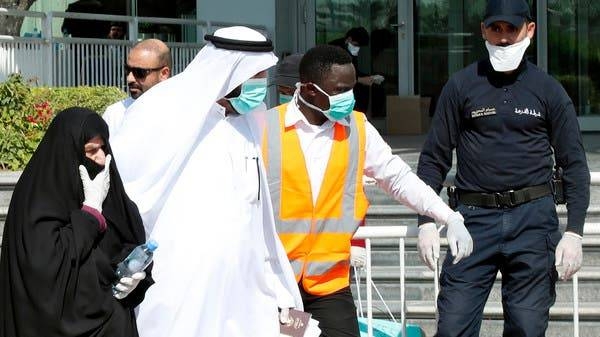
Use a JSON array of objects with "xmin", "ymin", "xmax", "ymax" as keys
[{"xmin": 0, "ymin": 74, "xmax": 126, "ymax": 170}]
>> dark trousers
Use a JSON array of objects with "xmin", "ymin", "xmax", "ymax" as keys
[
  {"xmin": 353, "ymin": 84, "xmax": 370, "ymax": 114},
  {"xmin": 300, "ymin": 284, "xmax": 359, "ymax": 337},
  {"xmin": 435, "ymin": 195, "xmax": 561, "ymax": 337}
]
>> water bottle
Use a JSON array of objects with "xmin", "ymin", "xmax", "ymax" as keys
[{"xmin": 112, "ymin": 239, "xmax": 158, "ymax": 296}]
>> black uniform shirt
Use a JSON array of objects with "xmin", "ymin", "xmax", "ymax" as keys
[{"xmin": 417, "ymin": 59, "xmax": 590, "ymax": 235}]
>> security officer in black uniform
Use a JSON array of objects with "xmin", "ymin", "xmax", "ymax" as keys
[{"xmin": 416, "ymin": 1, "xmax": 591, "ymax": 336}]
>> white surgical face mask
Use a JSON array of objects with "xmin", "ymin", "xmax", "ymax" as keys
[
  {"xmin": 485, "ymin": 37, "xmax": 530, "ymax": 72},
  {"xmin": 346, "ymin": 42, "xmax": 360, "ymax": 56},
  {"xmin": 227, "ymin": 78, "xmax": 268, "ymax": 114}
]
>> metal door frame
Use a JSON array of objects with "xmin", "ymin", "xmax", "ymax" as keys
[{"xmin": 397, "ymin": 0, "xmax": 413, "ymax": 95}]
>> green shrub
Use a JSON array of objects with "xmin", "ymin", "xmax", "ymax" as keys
[
  {"xmin": 0, "ymin": 74, "xmax": 126, "ymax": 170},
  {"xmin": 0, "ymin": 74, "xmax": 37, "ymax": 170},
  {"xmin": 31, "ymin": 86, "xmax": 126, "ymax": 114}
]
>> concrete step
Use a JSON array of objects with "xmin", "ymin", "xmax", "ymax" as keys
[
  {"xmin": 385, "ymin": 317, "xmax": 600, "ymax": 337},
  {"xmin": 351, "ymin": 272, "xmax": 600, "ymax": 303},
  {"xmin": 368, "ymin": 246, "xmax": 600, "ymax": 267},
  {"xmin": 0, "ymin": 190, "xmax": 11, "ymax": 210},
  {"xmin": 355, "ymin": 300, "xmax": 600, "ymax": 322},
  {"xmin": 2, "ymin": 170, "xmax": 600, "ymax": 337},
  {"xmin": 0, "ymin": 171, "xmax": 19, "ymax": 209},
  {"xmin": 1, "ymin": 172, "xmax": 17, "ymax": 248},
  {"xmin": 0, "ymin": 206, "xmax": 5, "ymax": 247},
  {"xmin": 358, "ymin": 265, "xmax": 600, "ymax": 281}
]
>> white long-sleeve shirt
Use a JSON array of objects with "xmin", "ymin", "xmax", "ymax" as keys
[
  {"xmin": 102, "ymin": 97, "xmax": 135, "ymax": 137},
  {"xmin": 284, "ymin": 99, "xmax": 453, "ymax": 225}
]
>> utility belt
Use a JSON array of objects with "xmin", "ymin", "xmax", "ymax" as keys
[{"xmin": 447, "ymin": 183, "xmax": 553, "ymax": 209}]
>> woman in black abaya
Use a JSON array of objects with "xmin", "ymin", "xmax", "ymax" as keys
[{"xmin": 0, "ymin": 107, "xmax": 151, "ymax": 337}]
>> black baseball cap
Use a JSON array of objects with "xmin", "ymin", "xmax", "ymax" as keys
[
  {"xmin": 483, "ymin": 0, "xmax": 532, "ymax": 28},
  {"xmin": 274, "ymin": 53, "xmax": 302, "ymax": 88}
]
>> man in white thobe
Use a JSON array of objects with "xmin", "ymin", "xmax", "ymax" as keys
[{"xmin": 110, "ymin": 26, "xmax": 303, "ymax": 337}]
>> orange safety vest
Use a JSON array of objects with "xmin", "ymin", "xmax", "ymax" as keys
[{"xmin": 262, "ymin": 104, "xmax": 369, "ymax": 296}]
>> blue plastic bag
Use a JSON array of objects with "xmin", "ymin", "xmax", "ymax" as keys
[{"xmin": 357, "ymin": 317, "xmax": 423, "ymax": 337}]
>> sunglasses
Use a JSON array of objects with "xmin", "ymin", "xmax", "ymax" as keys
[{"xmin": 124, "ymin": 64, "xmax": 165, "ymax": 79}]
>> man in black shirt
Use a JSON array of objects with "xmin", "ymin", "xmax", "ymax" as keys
[
  {"xmin": 61, "ymin": 0, "xmax": 107, "ymax": 38},
  {"xmin": 329, "ymin": 27, "xmax": 384, "ymax": 114},
  {"xmin": 416, "ymin": 1, "xmax": 590, "ymax": 336}
]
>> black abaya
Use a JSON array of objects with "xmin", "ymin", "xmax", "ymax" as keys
[{"xmin": 0, "ymin": 107, "xmax": 151, "ymax": 337}]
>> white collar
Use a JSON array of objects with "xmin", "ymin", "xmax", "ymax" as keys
[{"xmin": 212, "ymin": 102, "xmax": 227, "ymax": 118}]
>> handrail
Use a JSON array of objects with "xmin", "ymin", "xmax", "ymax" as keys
[
  {"xmin": 0, "ymin": 8, "xmax": 45, "ymax": 17},
  {"xmin": 353, "ymin": 223, "xmax": 600, "ymax": 337},
  {"xmin": 1, "ymin": 170, "xmax": 599, "ymax": 336},
  {"xmin": 0, "ymin": 8, "xmax": 269, "ymax": 86},
  {"xmin": 0, "ymin": 9, "xmax": 269, "ymax": 40}
]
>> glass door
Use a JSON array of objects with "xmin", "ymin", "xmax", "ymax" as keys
[
  {"xmin": 413, "ymin": 0, "xmax": 537, "ymax": 115},
  {"xmin": 547, "ymin": 0, "xmax": 600, "ymax": 119},
  {"xmin": 301, "ymin": 0, "xmax": 599, "ymax": 129}
]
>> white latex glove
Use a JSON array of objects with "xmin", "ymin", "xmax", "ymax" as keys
[
  {"xmin": 418, "ymin": 222, "xmax": 440, "ymax": 271},
  {"xmin": 113, "ymin": 271, "xmax": 145, "ymax": 299},
  {"xmin": 79, "ymin": 154, "xmax": 111, "ymax": 212},
  {"xmin": 350, "ymin": 246, "xmax": 367, "ymax": 268},
  {"xmin": 445, "ymin": 211, "xmax": 473, "ymax": 264},
  {"xmin": 371, "ymin": 74, "xmax": 385, "ymax": 85},
  {"xmin": 555, "ymin": 231, "xmax": 583, "ymax": 280},
  {"xmin": 279, "ymin": 307, "xmax": 292, "ymax": 325}
]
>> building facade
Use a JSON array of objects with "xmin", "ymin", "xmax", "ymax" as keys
[
  {"xmin": 283, "ymin": 0, "xmax": 600, "ymax": 130},
  {"xmin": 9, "ymin": 0, "xmax": 600, "ymax": 130}
]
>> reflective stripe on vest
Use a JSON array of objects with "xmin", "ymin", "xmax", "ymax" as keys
[{"xmin": 263, "ymin": 104, "xmax": 369, "ymax": 296}]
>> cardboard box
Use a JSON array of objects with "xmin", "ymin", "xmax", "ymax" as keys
[{"xmin": 385, "ymin": 95, "xmax": 431, "ymax": 135}]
